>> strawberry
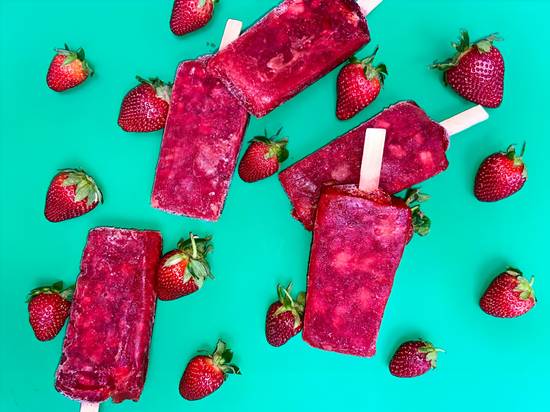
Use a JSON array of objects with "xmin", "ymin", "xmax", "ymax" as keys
[
  {"xmin": 44, "ymin": 169, "xmax": 102, "ymax": 222},
  {"xmin": 480, "ymin": 268, "xmax": 536, "ymax": 318},
  {"xmin": 336, "ymin": 47, "xmax": 387, "ymax": 120},
  {"xmin": 432, "ymin": 31, "xmax": 504, "ymax": 108},
  {"xmin": 156, "ymin": 233, "xmax": 213, "ymax": 301},
  {"xmin": 238, "ymin": 129, "xmax": 289, "ymax": 183},
  {"xmin": 399, "ymin": 188, "xmax": 431, "ymax": 242},
  {"xmin": 118, "ymin": 76, "xmax": 172, "ymax": 132},
  {"xmin": 265, "ymin": 283, "xmax": 305, "ymax": 347},
  {"xmin": 389, "ymin": 340, "xmax": 444, "ymax": 378},
  {"xmin": 46, "ymin": 44, "xmax": 93, "ymax": 92},
  {"xmin": 474, "ymin": 144, "xmax": 527, "ymax": 202},
  {"xmin": 28, "ymin": 281, "xmax": 74, "ymax": 341},
  {"xmin": 179, "ymin": 339, "xmax": 240, "ymax": 400},
  {"xmin": 170, "ymin": 0, "xmax": 217, "ymax": 36}
]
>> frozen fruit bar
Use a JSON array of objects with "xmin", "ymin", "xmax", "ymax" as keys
[
  {"xmin": 302, "ymin": 185, "xmax": 411, "ymax": 357},
  {"xmin": 208, "ymin": 0, "xmax": 370, "ymax": 117},
  {"xmin": 279, "ymin": 101, "xmax": 449, "ymax": 230},
  {"xmin": 151, "ymin": 56, "xmax": 249, "ymax": 221},
  {"xmin": 55, "ymin": 227, "xmax": 162, "ymax": 404}
]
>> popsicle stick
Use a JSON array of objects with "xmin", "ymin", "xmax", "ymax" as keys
[
  {"xmin": 357, "ymin": 0, "xmax": 383, "ymax": 16},
  {"xmin": 80, "ymin": 402, "xmax": 99, "ymax": 412},
  {"xmin": 219, "ymin": 19, "xmax": 243, "ymax": 50},
  {"xmin": 439, "ymin": 105, "xmax": 489, "ymax": 137},
  {"xmin": 359, "ymin": 128, "xmax": 387, "ymax": 193}
]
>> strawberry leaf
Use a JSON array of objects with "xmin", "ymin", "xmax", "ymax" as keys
[
  {"xmin": 164, "ymin": 252, "xmax": 186, "ymax": 268},
  {"xmin": 410, "ymin": 206, "xmax": 431, "ymax": 237},
  {"xmin": 515, "ymin": 275, "xmax": 536, "ymax": 301}
]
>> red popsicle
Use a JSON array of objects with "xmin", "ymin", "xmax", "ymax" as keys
[
  {"xmin": 151, "ymin": 20, "xmax": 249, "ymax": 221},
  {"xmin": 303, "ymin": 128, "xmax": 411, "ymax": 357},
  {"xmin": 208, "ymin": 0, "xmax": 382, "ymax": 117},
  {"xmin": 279, "ymin": 102, "xmax": 488, "ymax": 230},
  {"xmin": 55, "ymin": 227, "xmax": 162, "ymax": 410}
]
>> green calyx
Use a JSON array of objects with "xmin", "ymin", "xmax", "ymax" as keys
[
  {"xmin": 199, "ymin": 0, "xmax": 218, "ymax": 8},
  {"xmin": 211, "ymin": 339, "xmax": 241, "ymax": 377},
  {"xmin": 431, "ymin": 30, "xmax": 501, "ymax": 71},
  {"xmin": 136, "ymin": 76, "xmax": 172, "ymax": 103},
  {"xmin": 27, "ymin": 281, "xmax": 74, "ymax": 303},
  {"xmin": 505, "ymin": 143, "xmax": 528, "ymax": 178},
  {"xmin": 403, "ymin": 188, "xmax": 431, "ymax": 237},
  {"xmin": 252, "ymin": 128, "xmax": 289, "ymax": 164},
  {"xmin": 61, "ymin": 169, "xmax": 102, "ymax": 207},
  {"xmin": 506, "ymin": 268, "xmax": 536, "ymax": 301},
  {"xmin": 417, "ymin": 341, "xmax": 445, "ymax": 369},
  {"xmin": 56, "ymin": 43, "xmax": 94, "ymax": 76},
  {"xmin": 163, "ymin": 233, "xmax": 213, "ymax": 289},
  {"xmin": 349, "ymin": 46, "xmax": 388, "ymax": 84},
  {"xmin": 273, "ymin": 283, "xmax": 306, "ymax": 329}
]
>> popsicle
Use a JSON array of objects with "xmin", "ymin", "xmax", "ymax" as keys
[
  {"xmin": 279, "ymin": 101, "xmax": 489, "ymax": 230},
  {"xmin": 207, "ymin": 0, "xmax": 382, "ymax": 118},
  {"xmin": 55, "ymin": 227, "xmax": 162, "ymax": 409},
  {"xmin": 151, "ymin": 19, "xmax": 249, "ymax": 221},
  {"xmin": 303, "ymin": 129, "xmax": 411, "ymax": 357}
]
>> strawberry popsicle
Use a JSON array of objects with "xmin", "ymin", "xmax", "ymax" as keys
[
  {"xmin": 55, "ymin": 227, "xmax": 162, "ymax": 406},
  {"xmin": 279, "ymin": 101, "xmax": 489, "ymax": 229},
  {"xmin": 208, "ymin": 0, "xmax": 378, "ymax": 118},
  {"xmin": 151, "ymin": 20, "xmax": 249, "ymax": 221},
  {"xmin": 303, "ymin": 129, "xmax": 411, "ymax": 357}
]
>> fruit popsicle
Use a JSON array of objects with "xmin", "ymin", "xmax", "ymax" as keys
[
  {"xmin": 279, "ymin": 101, "xmax": 489, "ymax": 229},
  {"xmin": 207, "ymin": 0, "xmax": 380, "ymax": 118},
  {"xmin": 55, "ymin": 227, "xmax": 162, "ymax": 407},
  {"xmin": 303, "ymin": 129, "xmax": 411, "ymax": 357},
  {"xmin": 151, "ymin": 20, "xmax": 249, "ymax": 221}
]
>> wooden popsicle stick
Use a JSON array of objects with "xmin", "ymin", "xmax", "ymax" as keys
[
  {"xmin": 357, "ymin": 0, "xmax": 383, "ymax": 16},
  {"xmin": 219, "ymin": 19, "xmax": 243, "ymax": 50},
  {"xmin": 359, "ymin": 128, "xmax": 387, "ymax": 192},
  {"xmin": 439, "ymin": 105, "xmax": 489, "ymax": 137},
  {"xmin": 80, "ymin": 402, "xmax": 99, "ymax": 412}
]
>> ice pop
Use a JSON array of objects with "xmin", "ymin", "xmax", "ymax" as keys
[
  {"xmin": 303, "ymin": 129, "xmax": 411, "ymax": 357},
  {"xmin": 207, "ymin": 0, "xmax": 380, "ymax": 118},
  {"xmin": 279, "ymin": 101, "xmax": 489, "ymax": 229},
  {"xmin": 151, "ymin": 20, "xmax": 249, "ymax": 221},
  {"xmin": 55, "ymin": 227, "xmax": 162, "ymax": 407}
]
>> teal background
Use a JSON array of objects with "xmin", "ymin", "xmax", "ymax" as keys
[{"xmin": 1, "ymin": 0, "xmax": 549, "ymax": 411}]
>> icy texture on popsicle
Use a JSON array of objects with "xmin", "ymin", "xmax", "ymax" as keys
[
  {"xmin": 55, "ymin": 227, "xmax": 162, "ymax": 403},
  {"xmin": 151, "ymin": 56, "xmax": 249, "ymax": 221},
  {"xmin": 302, "ymin": 185, "xmax": 411, "ymax": 357},
  {"xmin": 279, "ymin": 101, "xmax": 449, "ymax": 230},
  {"xmin": 208, "ymin": 0, "xmax": 370, "ymax": 117}
]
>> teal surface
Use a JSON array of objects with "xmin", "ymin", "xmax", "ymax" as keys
[{"xmin": 1, "ymin": 0, "xmax": 549, "ymax": 411}]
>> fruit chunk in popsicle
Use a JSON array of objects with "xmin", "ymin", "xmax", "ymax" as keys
[
  {"xmin": 279, "ymin": 101, "xmax": 488, "ymax": 230},
  {"xmin": 207, "ymin": 0, "xmax": 372, "ymax": 117},
  {"xmin": 55, "ymin": 227, "xmax": 162, "ymax": 404},
  {"xmin": 151, "ymin": 20, "xmax": 249, "ymax": 221},
  {"xmin": 303, "ymin": 129, "xmax": 411, "ymax": 357}
]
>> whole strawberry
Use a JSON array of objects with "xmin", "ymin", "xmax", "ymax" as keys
[
  {"xmin": 389, "ymin": 340, "xmax": 444, "ymax": 378},
  {"xmin": 28, "ymin": 281, "xmax": 74, "ymax": 341},
  {"xmin": 45, "ymin": 169, "xmax": 102, "ymax": 222},
  {"xmin": 156, "ymin": 233, "xmax": 213, "ymax": 300},
  {"xmin": 238, "ymin": 129, "xmax": 289, "ymax": 183},
  {"xmin": 480, "ymin": 268, "xmax": 536, "ymax": 318},
  {"xmin": 179, "ymin": 339, "xmax": 240, "ymax": 400},
  {"xmin": 46, "ymin": 44, "xmax": 93, "ymax": 92},
  {"xmin": 336, "ymin": 47, "xmax": 387, "ymax": 120},
  {"xmin": 432, "ymin": 31, "xmax": 504, "ymax": 107},
  {"xmin": 170, "ymin": 0, "xmax": 217, "ymax": 36},
  {"xmin": 265, "ymin": 283, "xmax": 305, "ymax": 347},
  {"xmin": 474, "ymin": 144, "xmax": 527, "ymax": 202},
  {"xmin": 118, "ymin": 76, "xmax": 172, "ymax": 132}
]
